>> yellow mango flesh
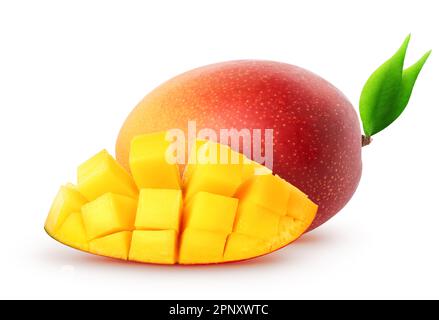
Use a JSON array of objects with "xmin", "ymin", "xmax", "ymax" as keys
[
  {"xmin": 77, "ymin": 149, "xmax": 137, "ymax": 201},
  {"xmin": 45, "ymin": 185, "xmax": 87, "ymax": 235},
  {"xmin": 129, "ymin": 230, "xmax": 177, "ymax": 264},
  {"xmin": 89, "ymin": 231, "xmax": 132, "ymax": 260},
  {"xmin": 183, "ymin": 192, "xmax": 238, "ymax": 234},
  {"xmin": 81, "ymin": 193, "xmax": 137, "ymax": 241},
  {"xmin": 224, "ymin": 233, "xmax": 271, "ymax": 262},
  {"xmin": 45, "ymin": 132, "xmax": 317, "ymax": 265},
  {"xmin": 129, "ymin": 132, "xmax": 181, "ymax": 189},
  {"xmin": 236, "ymin": 174, "xmax": 291, "ymax": 216},
  {"xmin": 179, "ymin": 229, "xmax": 228, "ymax": 264},
  {"xmin": 54, "ymin": 211, "xmax": 89, "ymax": 252},
  {"xmin": 183, "ymin": 140, "xmax": 245, "ymax": 200},
  {"xmin": 233, "ymin": 200, "xmax": 280, "ymax": 241},
  {"xmin": 135, "ymin": 189, "xmax": 182, "ymax": 232}
]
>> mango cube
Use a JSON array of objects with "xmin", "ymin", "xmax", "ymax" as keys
[
  {"xmin": 89, "ymin": 231, "xmax": 132, "ymax": 260},
  {"xmin": 179, "ymin": 229, "xmax": 227, "ymax": 264},
  {"xmin": 224, "ymin": 233, "xmax": 271, "ymax": 262},
  {"xmin": 129, "ymin": 230, "xmax": 177, "ymax": 264},
  {"xmin": 77, "ymin": 150, "xmax": 137, "ymax": 201},
  {"xmin": 54, "ymin": 211, "xmax": 89, "ymax": 251},
  {"xmin": 135, "ymin": 189, "xmax": 183, "ymax": 231},
  {"xmin": 182, "ymin": 139, "xmax": 209, "ymax": 185},
  {"xmin": 236, "ymin": 174, "xmax": 290, "ymax": 215},
  {"xmin": 183, "ymin": 140, "xmax": 244, "ymax": 199},
  {"xmin": 45, "ymin": 184, "xmax": 87, "ymax": 235},
  {"xmin": 242, "ymin": 159, "xmax": 272, "ymax": 183},
  {"xmin": 234, "ymin": 201, "xmax": 280, "ymax": 241},
  {"xmin": 81, "ymin": 193, "xmax": 137, "ymax": 241},
  {"xmin": 184, "ymin": 192, "xmax": 238, "ymax": 234},
  {"xmin": 129, "ymin": 132, "xmax": 181, "ymax": 189},
  {"xmin": 287, "ymin": 187, "xmax": 318, "ymax": 226}
]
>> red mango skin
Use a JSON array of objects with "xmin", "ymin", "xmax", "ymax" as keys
[{"xmin": 116, "ymin": 60, "xmax": 363, "ymax": 231}]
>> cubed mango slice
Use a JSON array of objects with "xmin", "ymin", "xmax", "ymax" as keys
[
  {"xmin": 184, "ymin": 192, "xmax": 238, "ymax": 234},
  {"xmin": 224, "ymin": 233, "xmax": 271, "ymax": 262},
  {"xmin": 129, "ymin": 230, "xmax": 177, "ymax": 264},
  {"xmin": 46, "ymin": 135, "xmax": 319, "ymax": 265},
  {"xmin": 129, "ymin": 132, "xmax": 181, "ymax": 189},
  {"xmin": 54, "ymin": 211, "xmax": 89, "ymax": 251},
  {"xmin": 81, "ymin": 193, "xmax": 137, "ymax": 241},
  {"xmin": 235, "ymin": 174, "xmax": 290, "ymax": 215},
  {"xmin": 77, "ymin": 150, "xmax": 137, "ymax": 201},
  {"xmin": 233, "ymin": 200, "xmax": 280, "ymax": 241},
  {"xmin": 179, "ymin": 229, "xmax": 227, "ymax": 264},
  {"xmin": 45, "ymin": 184, "xmax": 87, "ymax": 235},
  {"xmin": 135, "ymin": 188, "xmax": 183, "ymax": 231},
  {"xmin": 89, "ymin": 231, "xmax": 132, "ymax": 260}
]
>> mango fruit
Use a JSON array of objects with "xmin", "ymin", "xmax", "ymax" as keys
[
  {"xmin": 45, "ymin": 133, "xmax": 317, "ymax": 265},
  {"xmin": 115, "ymin": 60, "xmax": 362, "ymax": 231}
]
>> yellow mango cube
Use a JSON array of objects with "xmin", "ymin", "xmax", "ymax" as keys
[
  {"xmin": 184, "ymin": 192, "xmax": 238, "ymax": 234},
  {"xmin": 182, "ymin": 139, "xmax": 209, "ymax": 185},
  {"xmin": 54, "ymin": 211, "xmax": 89, "ymax": 251},
  {"xmin": 45, "ymin": 184, "xmax": 87, "ymax": 235},
  {"xmin": 242, "ymin": 160, "xmax": 272, "ymax": 182},
  {"xmin": 129, "ymin": 132, "xmax": 181, "ymax": 190},
  {"xmin": 77, "ymin": 150, "xmax": 137, "ymax": 201},
  {"xmin": 81, "ymin": 193, "xmax": 137, "ymax": 241},
  {"xmin": 179, "ymin": 229, "xmax": 227, "ymax": 264},
  {"xmin": 186, "ymin": 139, "xmax": 244, "ymax": 166},
  {"xmin": 224, "ymin": 233, "xmax": 271, "ymax": 262},
  {"xmin": 89, "ymin": 231, "xmax": 132, "ymax": 260},
  {"xmin": 184, "ymin": 165, "xmax": 243, "ymax": 200},
  {"xmin": 287, "ymin": 187, "xmax": 318, "ymax": 226},
  {"xmin": 129, "ymin": 230, "xmax": 177, "ymax": 264},
  {"xmin": 234, "ymin": 201, "xmax": 280, "ymax": 241},
  {"xmin": 135, "ymin": 189, "xmax": 183, "ymax": 231},
  {"xmin": 183, "ymin": 140, "xmax": 244, "ymax": 199},
  {"xmin": 235, "ymin": 174, "xmax": 290, "ymax": 215}
]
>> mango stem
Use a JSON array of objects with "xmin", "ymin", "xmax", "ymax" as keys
[{"xmin": 362, "ymin": 135, "xmax": 372, "ymax": 147}]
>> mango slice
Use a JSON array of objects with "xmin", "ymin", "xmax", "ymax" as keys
[{"xmin": 45, "ymin": 132, "xmax": 318, "ymax": 265}]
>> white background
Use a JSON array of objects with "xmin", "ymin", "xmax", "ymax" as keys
[{"xmin": 0, "ymin": 0, "xmax": 438, "ymax": 300}]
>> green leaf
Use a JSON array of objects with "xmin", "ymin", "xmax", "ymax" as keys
[
  {"xmin": 392, "ymin": 50, "xmax": 432, "ymax": 122},
  {"xmin": 359, "ymin": 35, "xmax": 410, "ymax": 136},
  {"xmin": 359, "ymin": 35, "xmax": 431, "ymax": 137}
]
